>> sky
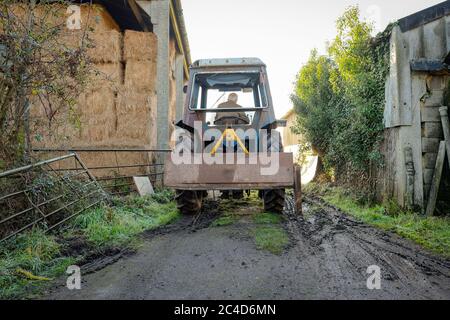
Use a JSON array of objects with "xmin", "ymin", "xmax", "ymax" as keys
[{"xmin": 182, "ymin": 0, "xmax": 444, "ymax": 118}]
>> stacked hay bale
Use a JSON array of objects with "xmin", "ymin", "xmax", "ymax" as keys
[
  {"xmin": 112, "ymin": 30, "xmax": 158, "ymax": 176},
  {"xmin": 30, "ymin": 5, "xmax": 159, "ymax": 178}
]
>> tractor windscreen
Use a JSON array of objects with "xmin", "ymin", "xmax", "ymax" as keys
[{"xmin": 190, "ymin": 72, "xmax": 267, "ymax": 112}]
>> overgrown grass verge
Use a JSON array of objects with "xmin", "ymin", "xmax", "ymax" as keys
[
  {"xmin": 0, "ymin": 189, "xmax": 179, "ymax": 299},
  {"xmin": 304, "ymin": 183, "xmax": 450, "ymax": 258}
]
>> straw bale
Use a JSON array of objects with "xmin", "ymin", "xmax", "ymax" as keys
[
  {"xmin": 124, "ymin": 60, "xmax": 157, "ymax": 93},
  {"xmin": 91, "ymin": 63, "xmax": 123, "ymax": 91},
  {"xmin": 87, "ymin": 30, "xmax": 122, "ymax": 63},
  {"xmin": 124, "ymin": 30, "xmax": 158, "ymax": 62},
  {"xmin": 115, "ymin": 90, "xmax": 157, "ymax": 146},
  {"xmin": 82, "ymin": 88, "xmax": 116, "ymax": 117}
]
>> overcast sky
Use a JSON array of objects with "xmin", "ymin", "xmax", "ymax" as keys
[{"xmin": 182, "ymin": 0, "xmax": 444, "ymax": 118}]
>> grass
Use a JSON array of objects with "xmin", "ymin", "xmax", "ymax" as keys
[
  {"xmin": 71, "ymin": 194, "xmax": 179, "ymax": 248},
  {"xmin": 253, "ymin": 212, "xmax": 283, "ymax": 225},
  {"xmin": 252, "ymin": 212, "xmax": 288, "ymax": 255},
  {"xmin": 253, "ymin": 226, "xmax": 289, "ymax": 255},
  {"xmin": 211, "ymin": 215, "xmax": 239, "ymax": 227},
  {"xmin": 0, "ymin": 190, "xmax": 179, "ymax": 299},
  {"xmin": 0, "ymin": 229, "xmax": 76, "ymax": 299},
  {"xmin": 304, "ymin": 183, "xmax": 450, "ymax": 258}
]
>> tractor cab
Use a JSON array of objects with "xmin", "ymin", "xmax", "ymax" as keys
[{"xmin": 182, "ymin": 58, "xmax": 282, "ymax": 133}]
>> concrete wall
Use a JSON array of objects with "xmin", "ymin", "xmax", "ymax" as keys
[{"xmin": 381, "ymin": 15, "xmax": 450, "ymax": 210}]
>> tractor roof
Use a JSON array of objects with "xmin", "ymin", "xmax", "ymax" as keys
[{"xmin": 191, "ymin": 58, "xmax": 266, "ymax": 68}]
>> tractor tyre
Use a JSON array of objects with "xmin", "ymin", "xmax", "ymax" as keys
[
  {"xmin": 263, "ymin": 189, "xmax": 286, "ymax": 214},
  {"xmin": 175, "ymin": 190, "xmax": 203, "ymax": 215},
  {"xmin": 262, "ymin": 130, "xmax": 285, "ymax": 213}
]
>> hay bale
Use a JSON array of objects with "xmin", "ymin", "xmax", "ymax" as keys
[
  {"xmin": 87, "ymin": 30, "xmax": 122, "ymax": 63},
  {"xmin": 116, "ymin": 92, "xmax": 156, "ymax": 145},
  {"xmin": 72, "ymin": 88, "xmax": 117, "ymax": 144},
  {"xmin": 91, "ymin": 63, "xmax": 123, "ymax": 91},
  {"xmin": 124, "ymin": 60, "xmax": 156, "ymax": 93},
  {"xmin": 114, "ymin": 90, "xmax": 157, "ymax": 147},
  {"xmin": 124, "ymin": 30, "xmax": 157, "ymax": 62},
  {"xmin": 82, "ymin": 88, "xmax": 116, "ymax": 117}
]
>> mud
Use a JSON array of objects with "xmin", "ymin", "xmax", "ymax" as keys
[{"xmin": 44, "ymin": 196, "xmax": 450, "ymax": 300}]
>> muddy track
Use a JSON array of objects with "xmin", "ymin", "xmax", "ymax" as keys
[
  {"xmin": 45, "ymin": 196, "xmax": 450, "ymax": 300},
  {"xmin": 285, "ymin": 196, "xmax": 450, "ymax": 298}
]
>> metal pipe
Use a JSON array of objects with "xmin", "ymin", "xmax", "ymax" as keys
[
  {"xmin": 96, "ymin": 173, "xmax": 164, "ymax": 181},
  {"xmin": 46, "ymin": 199, "xmax": 105, "ymax": 232},
  {"xmin": 0, "ymin": 153, "xmax": 76, "ymax": 178},
  {"xmin": 52, "ymin": 163, "xmax": 165, "ymax": 171},
  {"xmin": 32, "ymin": 148, "xmax": 172, "ymax": 153}
]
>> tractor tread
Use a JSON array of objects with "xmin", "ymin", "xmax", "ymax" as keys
[
  {"xmin": 175, "ymin": 190, "xmax": 203, "ymax": 215},
  {"xmin": 263, "ymin": 189, "xmax": 285, "ymax": 213}
]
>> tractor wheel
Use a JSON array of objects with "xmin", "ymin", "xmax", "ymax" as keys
[
  {"xmin": 262, "ymin": 130, "xmax": 285, "ymax": 213},
  {"xmin": 263, "ymin": 189, "xmax": 286, "ymax": 214},
  {"xmin": 175, "ymin": 190, "xmax": 203, "ymax": 215}
]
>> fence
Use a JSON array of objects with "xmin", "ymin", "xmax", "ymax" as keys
[
  {"xmin": 32, "ymin": 148, "xmax": 171, "ymax": 196},
  {"xmin": 0, "ymin": 153, "xmax": 107, "ymax": 242}
]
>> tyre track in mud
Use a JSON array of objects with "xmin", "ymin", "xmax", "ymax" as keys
[
  {"xmin": 45, "ymin": 195, "xmax": 450, "ymax": 300},
  {"xmin": 284, "ymin": 195, "xmax": 450, "ymax": 299}
]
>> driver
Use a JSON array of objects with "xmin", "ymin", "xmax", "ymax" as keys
[{"xmin": 214, "ymin": 93, "xmax": 250, "ymax": 125}]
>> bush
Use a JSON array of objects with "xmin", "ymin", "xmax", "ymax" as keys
[{"xmin": 291, "ymin": 6, "xmax": 392, "ymax": 192}]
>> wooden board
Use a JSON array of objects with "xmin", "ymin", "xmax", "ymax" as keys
[
  {"xmin": 164, "ymin": 153, "xmax": 294, "ymax": 190},
  {"xmin": 425, "ymin": 141, "xmax": 446, "ymax": 216}
]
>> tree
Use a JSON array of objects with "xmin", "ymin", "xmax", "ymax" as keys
[
  {"xmin": 0, "ymin": 0, "xmax": 92, "ymax": 168},
  {"xmin": 291, "ymin": 50, "xmax": 339, "ymax": 178},
  {"xmin": 291, "ymin": 6, "xmax": 391, "ymax": 192}
]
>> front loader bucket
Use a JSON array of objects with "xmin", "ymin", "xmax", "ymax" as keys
[{"xmin": 164, "ymin": 152, "xmax": 302, "ymax": 215}]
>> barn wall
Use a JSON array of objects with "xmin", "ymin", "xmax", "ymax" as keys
[{"xmin": 380, "ymin": 15, "xmax": 450, "ymax": 210}]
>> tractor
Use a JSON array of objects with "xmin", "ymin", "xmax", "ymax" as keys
[{"xmin": 164, "ymin": 58, "xmax": 302, "ymax": 215}]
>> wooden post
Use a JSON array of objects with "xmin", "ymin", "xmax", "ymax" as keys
[
  {"xmin": 425, "ymin": 141, "xmax": 446, "ymax": 216},
  {"xmin": 404, "ymin": 147, "xmax": 415, "ymax": 210},
  {"xmin": 294, "ymin": 165, "xmax": 302, "ymax": 215},
  {"xmin": 439, "ymin": 106, "xmax": 450, "ymax": 169}
]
